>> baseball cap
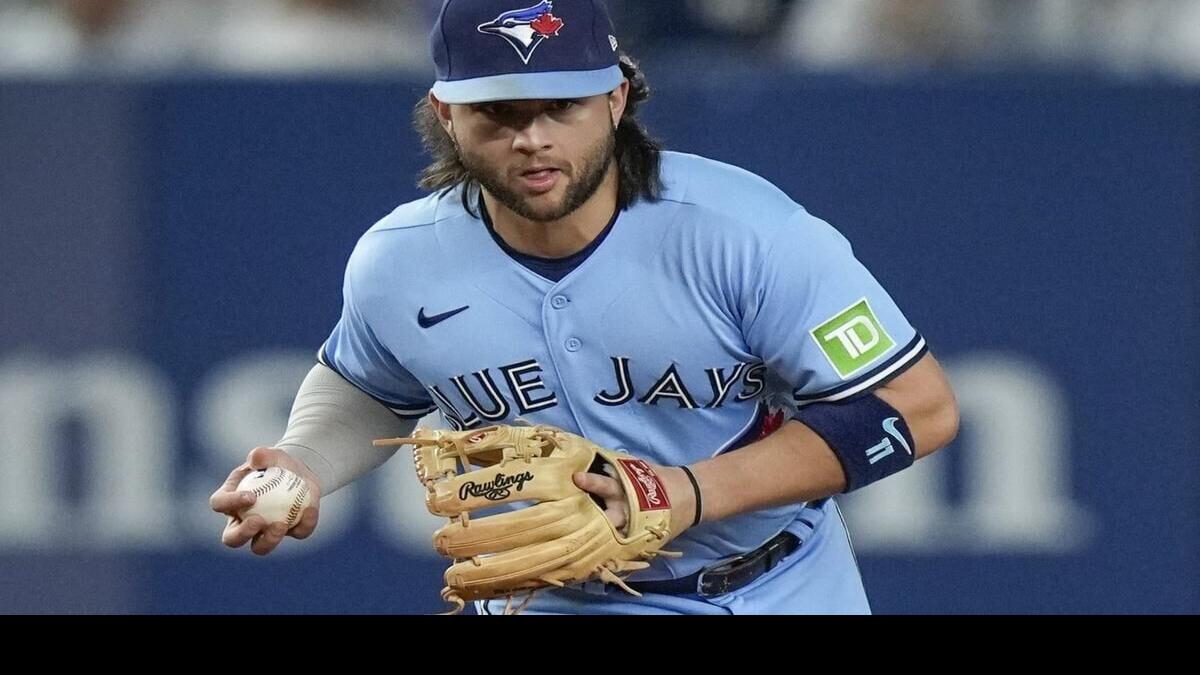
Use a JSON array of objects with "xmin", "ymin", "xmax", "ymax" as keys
[{"xmin": 430, "ymin": 0, "xmax": 626, "ymax": 104}]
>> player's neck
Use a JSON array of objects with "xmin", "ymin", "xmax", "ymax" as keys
[{"xmin": 483, "ymin": 163, "xmax": 619, "ymax": 259}]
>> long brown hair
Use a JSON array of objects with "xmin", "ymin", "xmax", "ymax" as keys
[{"xmin": 413, "ymin": 54, "xmax": 663, "ymax": 215}]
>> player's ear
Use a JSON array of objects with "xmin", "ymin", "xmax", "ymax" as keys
[
  {"xmin": 429, "ymin": 91, "xmax": 454, "ymax": 135},
  {"xmin": 608, "ymin": 80, "xmax": 629, "ymax": 128}
]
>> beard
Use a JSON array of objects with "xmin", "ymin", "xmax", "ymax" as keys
[{"xmin": 457, "ymin": 127, "xmax": 617, "ymax": 223}]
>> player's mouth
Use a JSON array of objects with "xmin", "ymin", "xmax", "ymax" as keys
[{"xmin": 517, "ymin": 166, "xmax": 562, "ymax": 194}]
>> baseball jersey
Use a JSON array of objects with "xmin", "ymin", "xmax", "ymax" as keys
[{"xmin": 320, "ymin": 150, "xmax": 927, "ymax": 609}]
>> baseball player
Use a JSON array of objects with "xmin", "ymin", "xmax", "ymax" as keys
[{"xmin": 210, "ymin": 0, "xmax": 959, "ymax": 615}]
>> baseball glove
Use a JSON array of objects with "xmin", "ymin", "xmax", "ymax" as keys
[{"xmin": 374, "ymin": 423, "xmax": 681, "ymax": 614}]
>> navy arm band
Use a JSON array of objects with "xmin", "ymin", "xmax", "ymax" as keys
[{"xmin": 792, "ymin": 393, "xmax": 916, "ymax": 493}]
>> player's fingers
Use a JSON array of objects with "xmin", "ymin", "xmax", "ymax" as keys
[
  {"xmin": 574, "ymin": 471, "xmax": 630, "ymax": 529},
  {"xmin": 222, "ymin": 514, "xmax": 269, "ymax": 548},
  {"xmin": 210, "ymin": 489, "xmax": 257, "ymax": 516},
  {"xmin": 221, "ymin": 515, "xmax": 239, "ymax": 544},
  {"xmin": 210, "ymin": 462, "xmax": 255, "ymax": 514},
  {"xmin": 288, "ymin": 506, "xmax": 320, "ymax": 540},
  {"xmin": 251, "ymin": 522, "xmax": 289, "ymax": 556},
  {"xmin": 606, "ymin": 502, "xmax": 629, "ymax": 531},
  {"xmin": 573, "ymin": 471, "xmax": 624, "ymax": 500},
  {"xmin": 212, "ymin": 462, "xmax": 254, "ymax": 497}
]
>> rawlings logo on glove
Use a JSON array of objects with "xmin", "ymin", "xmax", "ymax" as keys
[
  {"xmin": 459, "ymin": 471, "xmax": 535, "ymax": 501},
  {"xmin": 617, "ymin": 458, "xmax": 670, "ymax": 510}
]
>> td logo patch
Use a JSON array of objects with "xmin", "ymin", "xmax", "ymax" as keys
[{"xmin": 811, "ymin": 298, "xmax": 895, "ymax": 379}]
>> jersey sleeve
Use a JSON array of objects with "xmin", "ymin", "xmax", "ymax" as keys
[
  {"xmin": 318, "ymin": 243, "xmax": 437, "ymax": 420},
  {"xmin": 742, "ymin": 208, "xmax": 928, "ymax": 408}
]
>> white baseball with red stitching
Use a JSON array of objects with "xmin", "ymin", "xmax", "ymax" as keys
[{"xmin": 236, "ymin": 467, "xmax": 313, "ymax": 529}]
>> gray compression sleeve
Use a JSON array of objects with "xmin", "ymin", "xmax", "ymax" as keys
[{"xmin": 275, "ymin": 364, "xmax": 419, "ymax": 495}]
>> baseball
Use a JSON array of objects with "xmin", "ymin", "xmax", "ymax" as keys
[{"xmin": 236, "ymin": 467, "xmax": 313, "ymax": 529}]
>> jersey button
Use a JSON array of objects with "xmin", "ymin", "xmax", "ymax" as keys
[
  {"xmin": 565, "ymin": 337, "xmax": 581, "ymax": 352},
  {"xmin": 551, "ymin": 295, "xmax": 569, "ymax": 309}
]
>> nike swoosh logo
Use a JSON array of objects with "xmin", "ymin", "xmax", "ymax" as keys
[
  {"xmin": 882, "ymin": 417, "xmax": 912, "ymax": 456},
  {"xmin": 418, "ymin": 305, "xmax": 470, "ymax": 329}
]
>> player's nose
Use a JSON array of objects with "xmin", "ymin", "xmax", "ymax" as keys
[{"xmin": 511, "ymin": 116, "xmax": 553, "ymax": 155}]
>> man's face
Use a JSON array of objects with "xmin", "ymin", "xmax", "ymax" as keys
[{"xmin": 437, "ymin": 87, "xmax": 627, "ymax": 222}]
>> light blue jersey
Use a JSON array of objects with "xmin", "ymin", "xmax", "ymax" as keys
[{"xmin": 321, "ymin": 151, "xmax": 926, "ymax": 614}]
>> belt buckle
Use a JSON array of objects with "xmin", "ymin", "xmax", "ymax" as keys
[
  {"xmin": 695, "ymin": 552, "xmax": 751, "ymax": 598},
  {"xmin": 695, "ymin": 568, "xmax": 731, "ymax": 598},
  {"xmin": 762, "ymin": 532, "xmax": 794, "ymax": 568}
]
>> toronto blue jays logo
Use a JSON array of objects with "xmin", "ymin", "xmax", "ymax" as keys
[{"xmin": 477, "ymin": 1, "xmax": 565, "ymax": 65}]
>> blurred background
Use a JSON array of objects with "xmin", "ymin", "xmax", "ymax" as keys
[{"xmin": 0, "ymin": 0, "xmax": 1196, "ymax": 614}]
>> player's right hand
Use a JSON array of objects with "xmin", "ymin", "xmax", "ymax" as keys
[{"xmin": 209, "ymin": 447, "xmax": 323, "ymax": 556}]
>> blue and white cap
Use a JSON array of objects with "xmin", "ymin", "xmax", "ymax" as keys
[{"xmin": 430, "ymin": 0, "xmax": 625, "ymax": 104}]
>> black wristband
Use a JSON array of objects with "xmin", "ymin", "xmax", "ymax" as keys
[{"xmin": 679, "ymin": 465, "xmax": 703, "ymax": 527}]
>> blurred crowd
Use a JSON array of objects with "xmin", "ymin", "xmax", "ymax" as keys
[{"xmin": 0, "ymin": 0, "xmax": 1198, "ymax": 80}]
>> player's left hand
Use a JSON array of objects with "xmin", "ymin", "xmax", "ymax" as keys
[{"xmin": 573, "ymin": 462, "xmax": 697, "ymax": 542}]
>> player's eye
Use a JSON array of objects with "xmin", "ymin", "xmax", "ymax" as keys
[
  {"xmin": 548, "ymin": 100, "xmax": 579, "ymax": 113},
  {"xmin": 477, "ymin": 103, "xmax": 512, "ymax": 117}
]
